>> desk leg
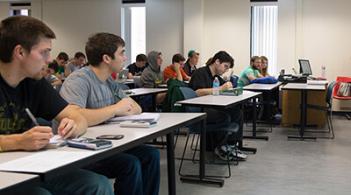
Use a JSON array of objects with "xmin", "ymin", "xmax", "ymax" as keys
[
  {"xmin": 288, "ymin": 90, "xmax": 316, "ymax": 140},
  {"xmin": 180, "ymin": 118, "xmax": 224, "ymax": 186},
  {"xmin": 166, "ymin": 132, "xmax": 176, "ymax": 195},
  {"xmin": 243, "ymin": 97, "xmax": 269, "ymax": 141}
]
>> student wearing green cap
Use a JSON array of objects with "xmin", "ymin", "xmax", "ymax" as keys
[{"xmin": 183, "ymin": 50, "xmax": 199, "ymax": 76}]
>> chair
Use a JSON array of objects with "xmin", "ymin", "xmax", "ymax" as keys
[
  {"xmin": 177, "ymin": 87, "xmax": 240, "ymax": 178},
  {"xmin": 230, "ymin": 75, "xmax": 239, "ymax": 88},
  {"xmin": 307, "ymin": 81, "xmax": 336, "ymax": 139},
  {"xmin": 333, "ymin": 76, "xmax": 351, "ymax": 120},
  {"xmin": 133, "ymin": 76, "xmax": 143, "ymax": 88}
]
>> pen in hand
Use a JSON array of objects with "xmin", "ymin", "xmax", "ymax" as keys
[{"xmin": 25, "ymin": 108, "xmax": 39, "ymax": 126}]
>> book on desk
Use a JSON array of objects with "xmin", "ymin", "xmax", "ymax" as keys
[{"xmin": 107, "ymin": 112, "xmax": 160, "ymax": 128}]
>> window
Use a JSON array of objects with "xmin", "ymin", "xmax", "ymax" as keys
[
  {"xmin": 121, "ymin": 4, "xmax": 146, "ymax": 65},
  {"xmin": 251, "ymin": 3, "xmax": 278, "ymax": 75},
  {"xmin": 10, "ymin": 3, "xmax": 31, "ymax": 16}
]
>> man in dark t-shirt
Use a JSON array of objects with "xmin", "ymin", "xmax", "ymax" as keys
[
  {"xmin": 189, "ymin": 51, "xmax": 246, "ymax": 160},
  {"xmin": 0, "ymin": 16, "xmax": 113, "ymax": 195},
  {"xmin": 127, "ymin": 53, "xmax": 148, "ymax": 78}
]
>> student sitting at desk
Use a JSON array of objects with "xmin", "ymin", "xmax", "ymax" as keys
[
  {"xmin": 141, "ymin": 51, "xmax": 166, "ymax": 105},
  {"xmin": 260, "ymin": 56, "xmax": 270, "ymax": 77},
  {"xmin": 60, "ymin": 33, "xmax": 160, "ymax": 195},
  {"xmin": 0, "ymin": 16, "xmax": 113, "ymax": 195},
  {"xmin": 183, "ymin": 50, "xmax": 199, "ymax": 76},
  {"xmin": 65, "ymin": 51, "xmax": 86, "ymax": 77},
  {"xmin": 237, "ymin": 56, "xmax": 264, "ymax": 87},
  {"xmin": 48, "ymin": 51, "xmax": 69, "ymax": 80},
  {"xmin": 189, "ymin": 51, "xmax": 247, "ymax": 160},
  {"xmin": 127, "ymin": 54, "xmax": 148, "ymax": 79},
  {"xmin": 163, "ymin": 53, "xmax": 190, "ymax": 82}
]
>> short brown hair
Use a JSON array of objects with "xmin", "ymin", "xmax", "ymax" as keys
[
  {"xmin": 74, "ymin": 52, "xmax": 86, "ymax": 59},
  {"xmin": 57, "ymin": 52, "xmax": 69, "ymax": 61},
  {"xmin": 136, "ymin": 54, "xmax": 147, "ymax": 62},
  {"xmin": 207, "ymin": 51, "xmax": 234, "ymax": 68},
  {"xmin": 0, "ymin": 16, "xmax": 56, "ymax": 63},
  {"xmin": 85, "ymin": 33, "xmax": 125, "ymax": 67},
  {"xmin": 250, "ymin": 56, "xmax": 261, "ymax": 65},
  {"xmin": 172, "ymin": 53, "xmax": 185, "ymax": 64}
]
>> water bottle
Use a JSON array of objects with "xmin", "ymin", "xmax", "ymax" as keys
[
  {"xmin": 321, "ymin": 65, "xmax": 326, "ymax": 78},
  {"xmin": 212, "ymin": 77, "xmax": 220, "ymax": 95}
]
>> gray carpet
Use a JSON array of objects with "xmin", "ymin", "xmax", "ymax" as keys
[{"xmin": 158, "ymin": 115, "xmax": 351, "ymax": 195}]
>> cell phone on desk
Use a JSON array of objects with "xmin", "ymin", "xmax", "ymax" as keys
[
  {"xmin": 67, "ymin": 137, "xmax": 112, "ymax": 150},
  {"xmin": 96, "ymin": 134, "xmax": 124, "ymax": 140}
]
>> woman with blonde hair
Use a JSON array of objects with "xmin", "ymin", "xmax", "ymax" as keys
[{"xmin": 260, "ymin": 56, "xmax": 270, "ymax": 77}]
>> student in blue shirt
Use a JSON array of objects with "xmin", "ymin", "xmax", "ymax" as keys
[{"xmin": 60, "ymin": 33, "xmax": 160, "ymax": 195}]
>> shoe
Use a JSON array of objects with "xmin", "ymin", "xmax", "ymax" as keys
[
  {"xmin": 214, "ymin": 146, "xmax": 233, "ymax": 161},
  {"xmin": 230, "ymin": 148, "xmax": 247, "ymax": 160}
]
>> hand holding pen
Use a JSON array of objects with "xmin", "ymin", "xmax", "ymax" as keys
[{"xmin": 19, "ymin": 108, "xmax": 53, "ymax": 151}]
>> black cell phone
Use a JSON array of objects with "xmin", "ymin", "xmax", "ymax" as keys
[{"xmin": 96, "ymin": 134, "xmax": 124, "ymax": 140}]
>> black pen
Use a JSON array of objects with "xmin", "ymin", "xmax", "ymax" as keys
[{"xmin": 25, "ymin": 108, "xmax": 39, "ymax": 126}]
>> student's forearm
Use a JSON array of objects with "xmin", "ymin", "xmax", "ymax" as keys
[
  {"xmin": 0, "ymin": 134, "xmax": 22, "ymax": 151},
  {"xmin": 175, "ymin": 70, "xmax": 183, "ymax": 81},
  {"xmin": 131, "ymin": 100, "xmax": 142, "ymax": 115},
  {"xmin": 195, "ymin": 88, "xmax": 213, "ymax": 96},
  {"xmin": 80, "ymin": 105, "xmax": 119, "ymax": 126}
]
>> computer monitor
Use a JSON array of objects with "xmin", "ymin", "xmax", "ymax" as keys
[{"xmin": 299, "ymin": 59, "xmax": 313, "ymax": 76}]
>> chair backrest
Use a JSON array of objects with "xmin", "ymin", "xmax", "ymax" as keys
[
  {"xmin": 326, "ymin": 81, "xmax": 336, "ymax": 105},
  {"xmin": 230, "ymin": 75, "xmax": 239, "ymax": 88},
  {"xmin": 333, "ymin": 76, "xmax": 351, "ymax": 99},
  {"xmin": 118, "ymin": 83, "xmax": 130, "ymax": 90},
  {"xmin": 133, "ymin": 76, "xmax": 142, "ymax": 88},
  {"xmin": 179, "ymin": 87, "xmax": 201, "ymax": 112}
]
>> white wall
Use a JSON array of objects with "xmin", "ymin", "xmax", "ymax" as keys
[
  {"xmin": 41, "ymin": 0, "xmax": 121, "ymax": 59},
  {"xmin": 278, "ymin": 0, "xmax": 351, "ymax": 81},
  {"xmin": 203, "ymin": 0, "xmax": 251, "ymax": 75},
  {"xmin": 301, "ymin": 0, "xmax": 351, "ymax": 81},
  {"xmin": 183, "ymin": 0, "xmax": 204, "ymax": 65},
  {"xmin": 0, "ymin": 0, "xmax": 121, "ymax": 60},
  {"xmin": 146, "ymin": 0, "xmax": 183, "ymax": 69},
  {"xmin": 0, "ymin": 2, "xmax": 9, "ymax": 19},
  {"xmin": 277, "ymin": 0, "xmax": 298, "ymax": 74}
]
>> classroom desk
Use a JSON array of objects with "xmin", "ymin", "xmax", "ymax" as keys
[
  {"xmin": 281, "ymin": 83, "xmax": 326, "ymax": 140},
  {"xmin": 176, "ymin": 91, "xmax": 261, "ymax": 186},
  {"xmin": 0, "ymin": 172, "xmax": 40, "ymax": 194},
  {"xmin": 243, "ymin": 82, "xmax": 282, "ymax": 140},
  {"xmin": 0, "ymin": 113, "xmax": 206, "ymax": 195}
]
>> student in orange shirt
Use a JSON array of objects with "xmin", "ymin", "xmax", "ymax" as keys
[{"xmin": 163, "ymin": 53, "xmax": 190, "ymax": 82}]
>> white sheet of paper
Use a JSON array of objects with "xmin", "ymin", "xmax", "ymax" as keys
[{"xmin": 0, "ymin": 150, "xmax": 92, "ymax": 173}]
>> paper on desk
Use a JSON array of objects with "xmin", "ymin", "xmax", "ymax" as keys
[
  {"xmin": 0, "ymin": 150, "xmax": 92, "ymax": 173},
  {"xmin": 108, "ymin": 113, "xmax": 160, "ymax": 123},
  {"xmin": 307, "ymin": 80, "xmax": 328, "ymax": 85}
]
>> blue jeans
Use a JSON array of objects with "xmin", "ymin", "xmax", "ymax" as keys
[
  {"xmin": 87, "ymin": 145, "xmax": 160, "ymax": 195},
  {"xmin": 41, "ymin": 169, "xmax": 113, "ymax": 195}
]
